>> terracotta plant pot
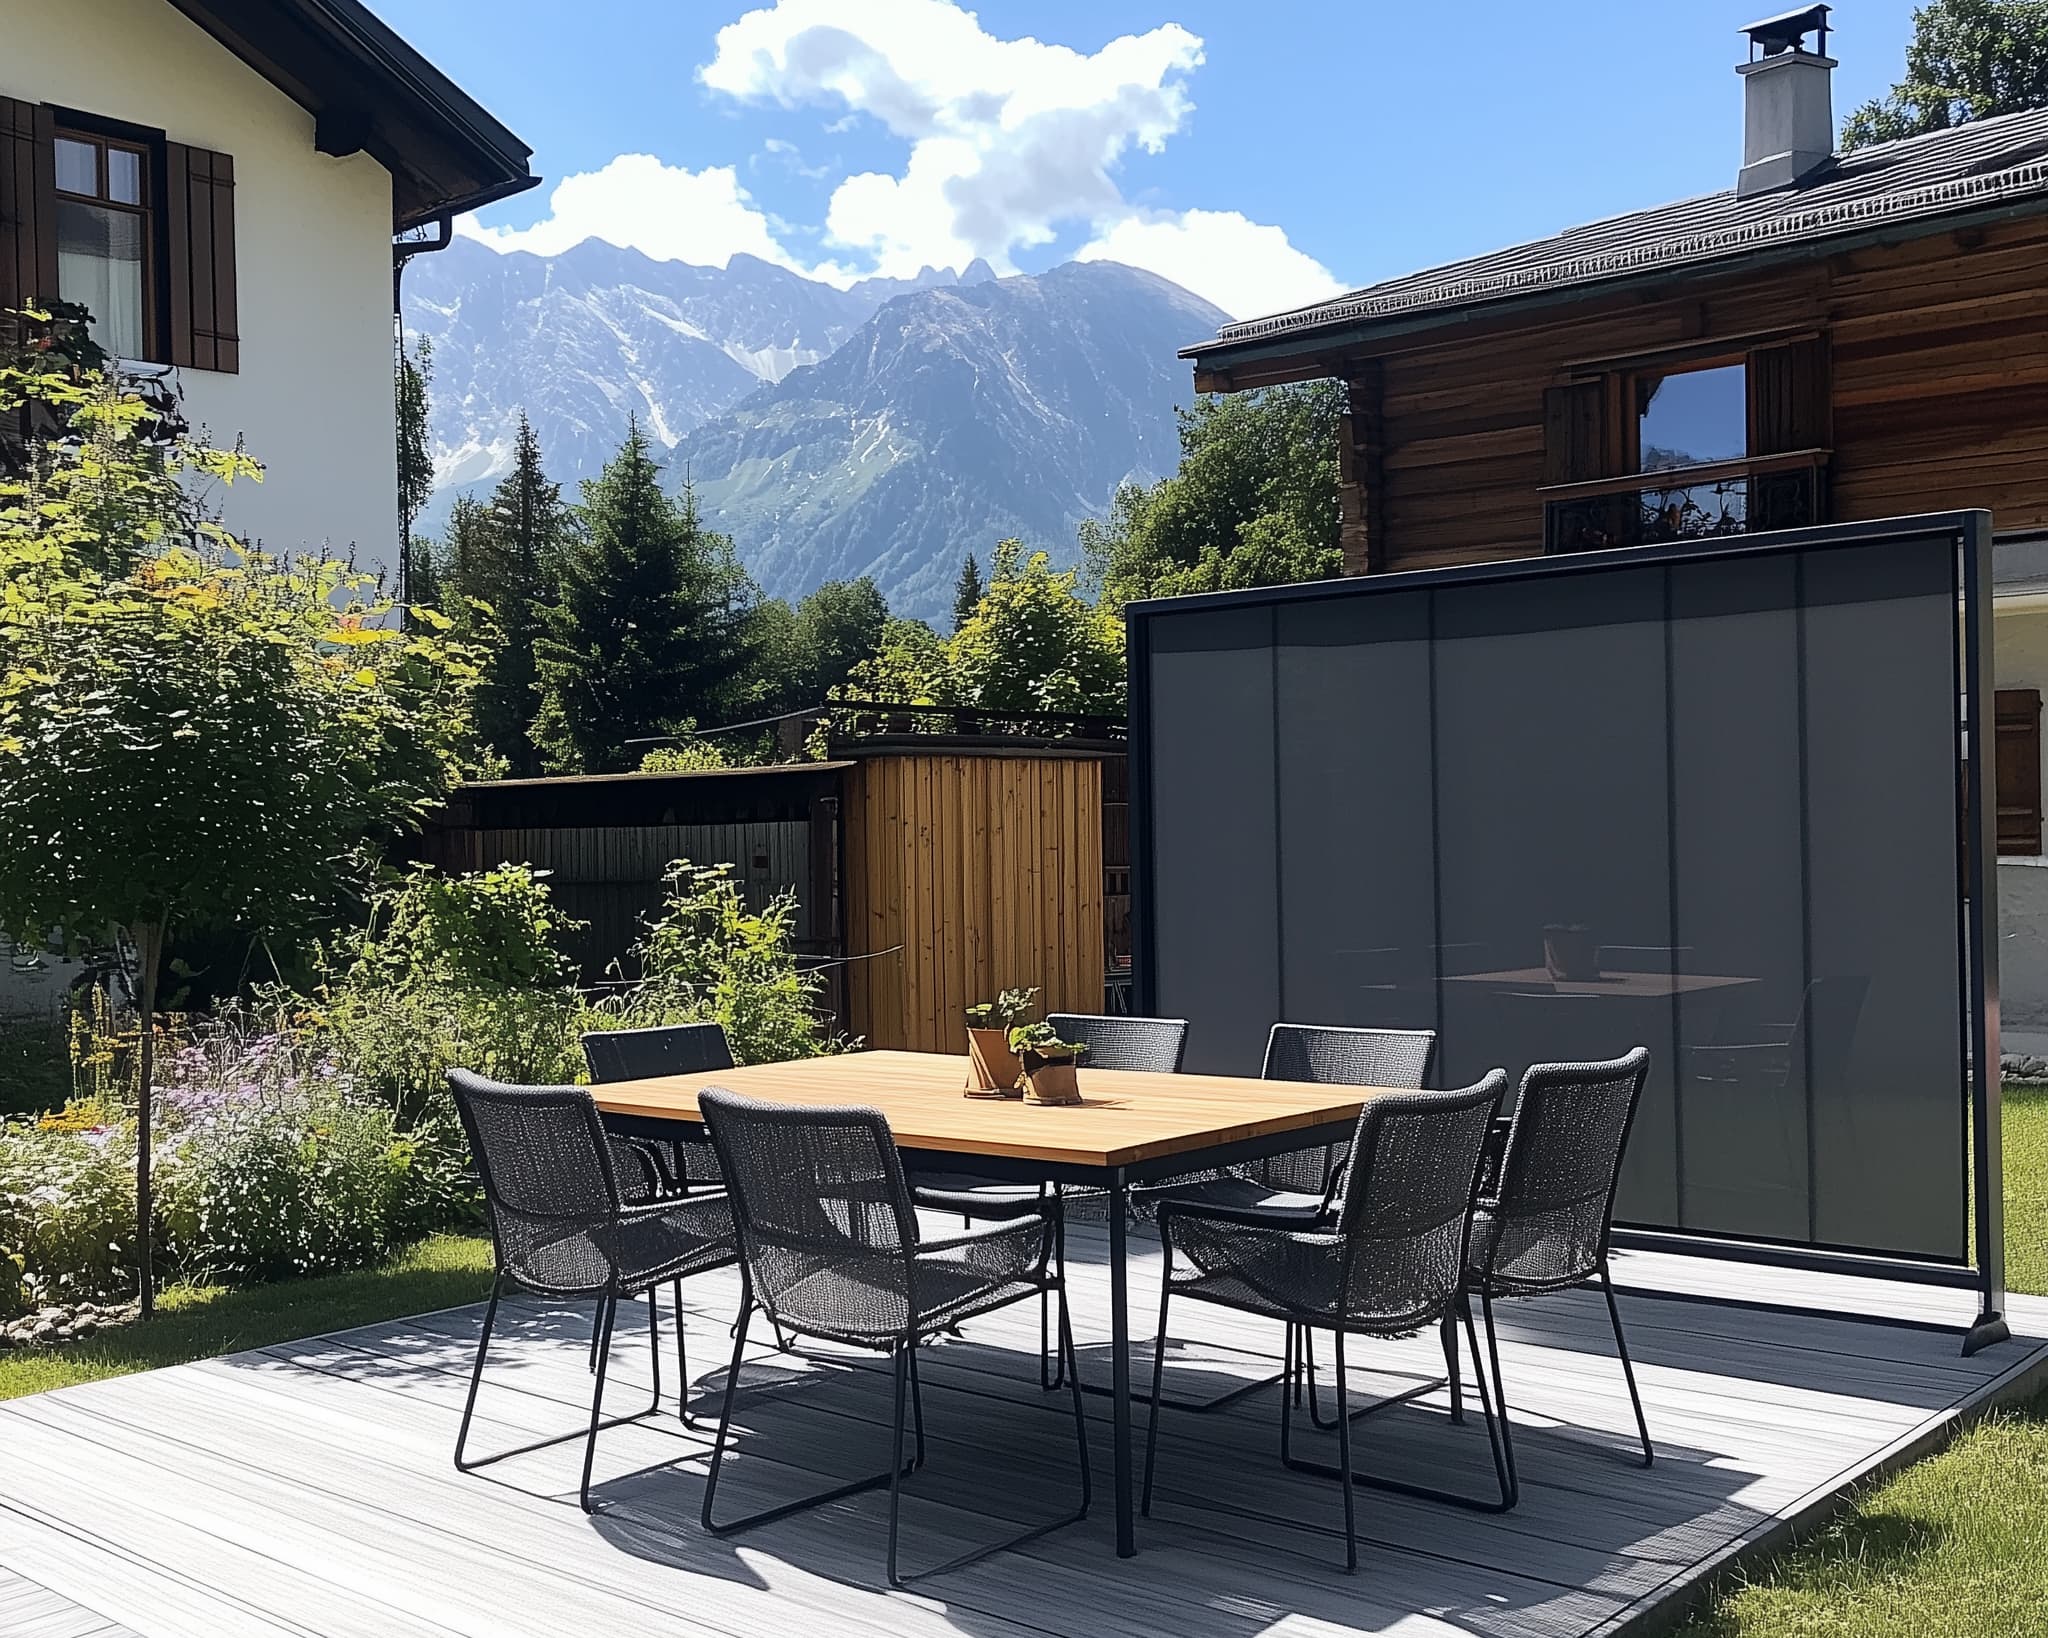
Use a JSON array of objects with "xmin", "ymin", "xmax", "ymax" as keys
[
  {"xmin": 965, "ymin": 1027, "xmax": 1024, "ymax": 1097},
  {"xmin": 1021, "ymin": 1052, "xmax": 1083, "ymax": 1106}
]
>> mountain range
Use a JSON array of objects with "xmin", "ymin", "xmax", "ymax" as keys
[{"xmin": 401, "ymin": 237, "xmax": 1225, "ymax": 622}]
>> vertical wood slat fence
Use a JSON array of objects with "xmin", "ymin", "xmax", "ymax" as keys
[{"xmin": 842, "ymin": 752, "xmax": 1105, "ymax": 1052}]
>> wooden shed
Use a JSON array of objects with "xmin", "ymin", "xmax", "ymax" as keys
[{"xmin": 415, "ymin": 738, "xmax": 1111, "ymax": 1052}]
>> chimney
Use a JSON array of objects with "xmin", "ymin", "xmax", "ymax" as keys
[{"xmin": 1737, "ymin": 6, "xmax": 1836, "ymax": 198}]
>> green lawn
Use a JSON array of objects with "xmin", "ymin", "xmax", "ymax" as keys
[
  {"xmin": 0, "ymin": 1231, "xmax": 493, "ymax": 1402},
  {"xmin": 1672, "ymin": 1392, "xmax": 2048, "ymax": 1637},
  {"xmin": 2004, "ymin": 1082, "xmax": 2048, "ymax": 1298}
]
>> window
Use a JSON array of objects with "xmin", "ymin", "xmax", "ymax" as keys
[
  {"xmin": 1631, "ymin": 361, "xmax": 1749, "ymax": 541},
  {"xmin": 53, "ymin": 129, "xmax": 152, "ymax": 360},
  {"xmin": 1998, "ymin": 688, "xmax": 2043, "ymax": 857}
]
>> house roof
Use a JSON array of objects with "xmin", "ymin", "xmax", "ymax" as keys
[
  {"xmin": 165, "ymin": 0, "xmax": 536, "ymax": 230},
  {"xmin": 1183, "ymin": 107, "xmax": 2048, "ymax": 375}
]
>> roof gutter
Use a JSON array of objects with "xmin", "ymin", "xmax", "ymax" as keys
[{"xmin": 1182, "ymin": 191, "xmax": 2048, "ymax": 380}]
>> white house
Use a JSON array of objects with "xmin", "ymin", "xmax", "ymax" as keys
[{"xmin": 2, "ymin": 0, "xmax": 533, "ymax": 583}]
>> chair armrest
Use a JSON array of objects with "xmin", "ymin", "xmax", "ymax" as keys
[
  {"xmin": 918, "ymin": 1213, "xmax": 1052, "ymax": 1257},
  {"xmin": 1157, "ymin": 1197, "xmax": 1340, "ymax": 1237}
]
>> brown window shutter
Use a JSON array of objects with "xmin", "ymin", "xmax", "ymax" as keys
[
  {"xmin": 1542, "ymin": 380, "xmax": 1608, "ymax": 484},
  {"xmin": 165, "ymin": 143, "xmax": 238, "ymax": 373},
  {"xmin": 0, "ymin": 97, "xmax": 58, "ymax": 314},
  {"xmin": 1748, "ymin": 336, "xmax": 1830, "ymax": 454},
  {"xmin": 1997, "ymin": 687, "xmax": 2043, "ymax": 856}
]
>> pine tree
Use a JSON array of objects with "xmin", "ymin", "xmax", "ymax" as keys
[
  {"xmin": 394, "ymin": 333, "xmax": 434, "ymax": 605},
  {"xmin": 952, "ymin": 551, "xmax": 984, "ymax": 633},
  {"xmin": 532, "ymin": 420, "xmax": 756, "ymax": 772},
  {"xmin": 444, "ymin": 415, "xmax": 561, "ymax": 776}
]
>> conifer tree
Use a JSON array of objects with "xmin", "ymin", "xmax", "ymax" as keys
[
  {"xmin": 445, "ymin": 415, "xmax": 561, "ymax": 775},
  {"xmin": 532, "ymin": 420, "xmax": 755, "ymax": 772},
  {"xmin": 952, "ymin": 550, "xmax": 984, "ymax": 633}
]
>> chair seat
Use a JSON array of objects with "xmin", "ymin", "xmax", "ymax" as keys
[
  {"xmin": 1140, "ymin": 1176, "xmax": 1327, "ymax": 1224},
  {"xmin": 765, "ymin": 1215, "xmax": 1051, "ymax": 1344},
  {"xmin": 912, "ymin": 1171, "xmax": 1046, "ymax": 1219},
  {"xmin": 508, "ymin": 1192, "xmax": 736, "ymax": 1296},
  {"xmin": 1463, "ymin": 1202, "xmax": 1605, "ymax": 1296}
]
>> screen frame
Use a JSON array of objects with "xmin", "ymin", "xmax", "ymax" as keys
[{"xmin": 1126, "ymin": 511, "xmax": 2003, "ymax": 1345}]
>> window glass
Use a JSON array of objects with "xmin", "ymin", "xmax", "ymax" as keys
[
  {"xmin": 1637, "ymin": 364, "xmax": 1746, "ymax": 472},
  {"xmin": 106, "ymin": 146, "xmax": 142, "ymax": 205},
  {"xmin": 54, "ymin": 137, "xmax": 97, "ymax": 196},
  {"xmin": 56, "ymin": 200, "xmax": 146, "ymax": 358}
]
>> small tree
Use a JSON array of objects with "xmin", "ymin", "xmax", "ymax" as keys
[
  {"xmin": 532, "ymin": 421, "xmax": 756, "ymax": 772},
  {"xmin": 952, "ymin": 551, "xmax": 984, "ymax": 633},
  {"xmin": 395, "ymin": 332, "xmax": 435, "ymax": 601},
  {"xmin": 0, "ymin": 363, "xmax": 483, "ymax": 1315}
]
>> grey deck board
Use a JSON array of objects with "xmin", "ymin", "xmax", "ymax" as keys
[{"xmin": 0, "ymin": 1223, "xmax": 2042, "ymax": 1638}]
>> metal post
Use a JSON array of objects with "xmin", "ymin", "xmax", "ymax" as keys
[{"xmin": 1961, "ymin": 513, "xmax": 2010, "ymax": 1356}]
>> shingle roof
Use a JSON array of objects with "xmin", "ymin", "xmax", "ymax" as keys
[{"xmin": 1184, "ymin": 107, "xmax": 2048, "ymax": 361}]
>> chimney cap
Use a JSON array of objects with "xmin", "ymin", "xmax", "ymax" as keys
[{"xmin": 1743, "ymin": 4, "xmax": 1831, "ymax": 61}]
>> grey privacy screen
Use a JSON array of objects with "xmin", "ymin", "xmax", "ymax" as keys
[{"xmin": 1130, "ymin": 521, "xmax": 1981, "ymax": 1264}]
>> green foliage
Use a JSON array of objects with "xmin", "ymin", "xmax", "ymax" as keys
[
  {"xmin": 395, "ymin": 333, "xmax": 434, "ymax": 559},
  {"xmin": 445, "ymin": 415, "xmax": 562, "ymax": 776},
  {"xmin": 746, "ymin": 577, "xmax": 892, "ymax": 720},
  {"xmin": 964, "ymin": 986, "xmax": 1039, "ymax": 1029},
  {"xmin": 308, "ymin": 865, "xmax": 585, "ymax": 1130},
  {"xmin": 953, "ymin": 552, "xmax": 984, "ymax": 634},
  {"xmin": 156, "ymin": 1083, "xmax": 409, "ymax": 1284},
  {"xmin": 590, "ymin": 859, "xmax": 837, "ymax": 1065},
  {"xmin": 0, "ymin": 1118, "xmax": 136, "ymax": 1314},
  {"xmin": 532, "ymin": 422, "xmax": 756, "ymax": 773},
  {"xmin": 1083, "ymin": 382, "xmax": 1343, "ymax": 605},
  {"xmin": 841, "ymin": 544, "xmax": 1125, "ymax": 716},
  {"xmin": 1007, "ymin": 1021, "xmax": 1085, "ymax": 1058},
  {"xmin": 1842, "ymin": 0, "xmax": 2048, "ymax": 150},
  {"xmin": 640, "ymin": 737, "xmax": 731, "ymax": 772}
]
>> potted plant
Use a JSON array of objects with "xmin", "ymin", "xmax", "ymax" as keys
[
  {"xmin": 1009, "ymin": 1021, "xmax": 1089, "ymax": 1106},
  {"xmin": 963, "ymin": 986, "xmax": 1037, "ymax": 1095},
  {"xmin": 1542, "ymin": 923, "xmax": 1600, "ymax": 983}
]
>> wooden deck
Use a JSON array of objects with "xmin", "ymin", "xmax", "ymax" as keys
[{"xmin": 1, "ymin": 1226, "xmax": 2043, "ymax": 1638}]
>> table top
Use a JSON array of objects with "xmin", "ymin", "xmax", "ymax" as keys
[
  {"xmin": 587, "ymin": 1048, "xmax": 1386, "ymax": 1171},
  {"xmin": 1444, "ymin": 967, "xmax": 1758, "ymax": 998}
]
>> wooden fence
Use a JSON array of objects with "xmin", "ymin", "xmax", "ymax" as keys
[{"xmin": 842, "ymin": 750, "xmax": 1105, "ymax": 1052}]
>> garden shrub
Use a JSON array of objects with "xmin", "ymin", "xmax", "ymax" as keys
[
  {"xmin": 585, "ymin": 858, "xmax": 843, "ymax": 1063},
  {"xmin": 0, "ymin": 1113, "xmax": 137, "ymax": 1313}
]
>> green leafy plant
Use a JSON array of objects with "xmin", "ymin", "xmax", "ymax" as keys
[
  {"xmin": 965, "ymin": 987, "xmax": 1039, "ymax": 1029},
  {"xmin": 0, "ymin": 1117, "xmax": 137, "ymax": 1314},
  {"xmin": 1006, "ymin": 1022, "xmax": 1087, "ymax": 1062},
  {"xmin": 587, "ymin": 859, "xmax": 841, "ymax": 1065}
]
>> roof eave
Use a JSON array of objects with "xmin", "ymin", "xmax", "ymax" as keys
[{"xmin": 1182, "ymin": 191, "xmax": 2048, "ymax": 384}]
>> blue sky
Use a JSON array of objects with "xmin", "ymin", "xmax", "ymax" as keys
[{"xmin": 374, "ymin": 0, "xmax": 1924, "ymax": 318}]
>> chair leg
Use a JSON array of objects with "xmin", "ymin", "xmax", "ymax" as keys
[
  {"xmin": 1599, "ymin": 1261, "xmax": 1654, "ymax": 1468},
  {"xmin": 1140, "ymin": 1239, "xmax": 1174, "ymax": 1516},
  {"xmin": 702, "ymin": 1299, "xmax": 914, "ymax": 1539},
  {"xmin": 908, "ymin": 1336, "xmax": 928, "ymax": 1468},
  {"xmin": 1057, "ymin": 1276, "xmax": 1091, "ymax": 1514},
  {"xmin": 579, "ymin": 1291, "xmax": 618, "ymax": 1512},
  {"xmin": 674, "ymin": 1279, "xmax": 700, "ymax": 1431},
  {"xmin": 886, "ymin": 1342, "xmax": 912, "ymax": 1588},
  {"xmin": 1478, "ymin": 1290, "xmax": 1519, "ymax": 1508},
  {"xmin": 645, "ymin": 1285, "xmax": 662, "ymax": 1416},
  {"xmin": 1040, "ymin": 1189, "xmax": 1067, "ymax": 1393},
  {"xmin": 1443, "ymin": 1309, "xmax": 1464, "ymax": 1425},
  {"xmin": 1332, "ymin": 1328, "xmax": 1357, "ymax": 1573},
  {"xmin": 453, "ymin": 1273, "xmax": 503, "ymax": 1472}
]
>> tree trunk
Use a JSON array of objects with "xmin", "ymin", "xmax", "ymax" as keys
[{"xmin": 131, "ymin": 918, "xmax": 163, "ymax": 1319}]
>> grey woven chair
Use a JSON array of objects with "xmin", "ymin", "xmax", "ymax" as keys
[
  {"xmin": 445, "ymin": 1070, "xmax": 737, "ymax": 1511},
  {"xmin": 699, "ymin": 1088, "xmax": 1089, "ymax": 1587},
  {"xmin": 581, "ymin": 1023, "xmax": 737, "ymax": 1194},
  {"xmin": 1129, "ymin": 1023, "xmax": 1437, "ymax": 1417},
  {"xmin": 914, "ymin": 1012, "xmax": 1189, "ymax": 1392},
  {"xmin": 1458, "ymin": 1047, "xmax": 1654, "ymax": 1508},
  {"xmin": 1143, "ymin": 1071, "xmax": 1511, "ymax": 1570}
]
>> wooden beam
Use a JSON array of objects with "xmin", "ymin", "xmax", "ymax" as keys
[{"xmin": 1336, "ymin": 362, "xmax": 1386, "ymax": 575}]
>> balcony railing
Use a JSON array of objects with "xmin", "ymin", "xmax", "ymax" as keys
[{"xmin": 1540, "ymin": 448, "xmax": 1829, "ymax": 555}]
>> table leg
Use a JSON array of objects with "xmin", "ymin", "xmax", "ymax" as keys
[{"xmin": 1109, "ymin": 1167, "xmax": 1134, "ymax": 1556}]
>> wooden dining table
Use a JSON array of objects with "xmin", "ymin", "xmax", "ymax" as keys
[{"xmin": 589, "ymin": 1047, "xmax": 1388, "ymax": 1558}]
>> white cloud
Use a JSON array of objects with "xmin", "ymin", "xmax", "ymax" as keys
[
  {"xmin": 1078, "ymin": 209, "xmax": 1347, "ymax": 320},
  {"xmin": 700, "ymin": 0, "xmax": 1202, "ymax": 279},
  {"xmin": 456, "ymin": 3, "xmax": 1344, "ymax": 317},
  {"xmin": 456, "ymin": 153, "xmax": 801, "ymax": 270}
]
